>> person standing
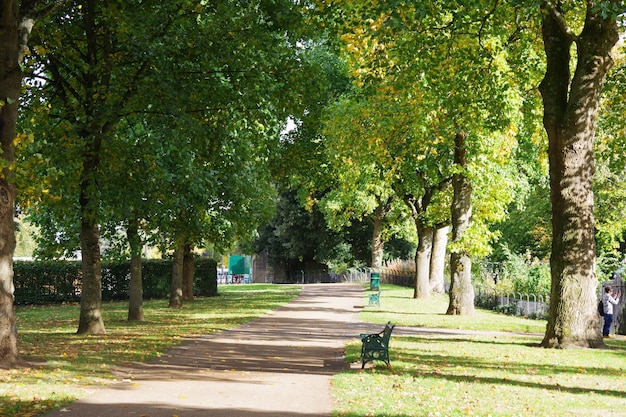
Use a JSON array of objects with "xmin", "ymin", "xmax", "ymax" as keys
[{"xmin": 602, "ymin": 286, "xmax": 621, "ymax": 338}]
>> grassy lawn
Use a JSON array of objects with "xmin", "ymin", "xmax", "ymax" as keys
[
  {"xmin": 332, "ymin": 284, "xmax": 626, "ymax": 417},
  {"xmin": 4, "ymin": 282, "xmax": 625, "ymax": 417},
  {"xmin": 1, "ymin": 284, "xmax": 301, "ymax": 417}
]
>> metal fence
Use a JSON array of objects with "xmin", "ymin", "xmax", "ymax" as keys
[
  {"xmin": 227, "ymin": 263, "xmax": 625, "ymax": 334},
  {"xmin": 474, "ymin": 286, "xmax": 549, "ymax": 319},
  {"xmin": 337, "ymin": 267, "xmax": 414, "ymax": 287},
  {"xmin": 343, "ymin": 267, "xmax": 553, "ymax": 321}
]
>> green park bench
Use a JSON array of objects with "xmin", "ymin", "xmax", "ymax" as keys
[
  {"xmin": 360, "ymin": 321, "xmax": 395, "ymax": 369},
  {"xmin": 368, "ymin": 291, "xmax": 381, "ymax": 307}
]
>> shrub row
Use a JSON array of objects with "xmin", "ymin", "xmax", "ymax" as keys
[{"xmin": 13, "ymin": 258, "xmax": 217, "ymax": 305}]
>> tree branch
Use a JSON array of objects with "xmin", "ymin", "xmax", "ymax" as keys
[
  {"xmin": 19, "ymin": 1, "xmax": 72, "ymax": 61},
  {"xmin": 543, "ymin": 0, "xmax": 578, "ymax": 42}
]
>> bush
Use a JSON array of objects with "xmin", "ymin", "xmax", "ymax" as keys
[
  {"xmin": 474, "ymin": 290, "xmax": 499, "ymax": 310},
  {"xmin": 14, "ymin": 260, "xmax": 82, "ymax": 304},
  {"xmin": 494, "ymin": 300, "xmax": 518, "ymax": 316},
  {"xmin": 14, "ymin": 257, "xmax": 217, "ymax": 305},
  {"xmin": 195, "ymin": 258, "xmax": 218, "ymax": 296},
  {"xmin": 481, "ymin": 248, "xmax": 550, "ymax": 296}
]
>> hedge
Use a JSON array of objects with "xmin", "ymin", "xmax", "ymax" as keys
[{"xmin": 13, "ymin": 257, "xmax": 217, "ymax": 305}]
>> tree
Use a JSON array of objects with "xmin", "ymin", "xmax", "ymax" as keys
[
  {"xmin": 316, "ymin": 1, "xmax": 528, "ymax": 308},
  {"xmin": 267, "ymin": 41, "xmax": 400, "ymax": 268},
  {"xmin": 0, "ymin": 0, "xmax": 58, "ymax": 368},
  {"xmin": 20, "ymin": 0, "xmax": 181, "ymax": 334},
  {"xmin": 430, "ymin": 226, "xmax": 449, "ymax": 293},
  {"xmin": 254, "ymin": 191, "xmax": 350, "ymax": 277},
  {"xmin": 315, "ymin": 163, "xmax": 410, "ymax": 268},
  {"xmin": 538, "ymin": 2, "xmax": 621, "ymax": 348},
  {"xmin": 322, "ymin": 91, "xmax": 455, "ymax": 299},
  {"xmin": 447, "ymin": 132, "xmax": 474, "ymax": 315},
  {"xmin": 125, "ymin": 212, "xmax": 144, "ymax": 321},
  {"xmin": 0, "ymin": 0, "xmax": 23, "ymax": 368},
  {"xmin": 169, "ymin": 241, "xmax": 184, "ymax": 309}
]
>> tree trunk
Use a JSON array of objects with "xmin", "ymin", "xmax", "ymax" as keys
[
  {"xmin": 76, "ymin": 129, "xmax": 105, "ymax": 334},
  {"xmin": 430, "ymin": 226, "xmax": 448, "ymax": 293},
  {"xmin": 169, "ymin": 243, "xmax": 184, "ymax": 308},
  {"xmin": 0, "ymin": 0, "xmax": 21, "ymax": 368},
  {"xmin": 76, "ymin": 0, "xmax": 107, "ymax": 335},
  {"xmin": 77, "ymin": 218, "xmax": 105, "ymax": 334},
  {"xmin": 126, "ymin": 217, "xmax": 144, "ymax": 322},
  {"xmin": 413, "ymin": 220, "xmax": 433, "ymax": 299},
  {"xmin": 447, "ymin": 132, "xmax": 474, "ymax": 316},
  {"xmin": 182, "ymin": 244, "xmax": 194, "ymax": 301},
  {"xmin": 447, "ymin": 252, "xmax": 474, "ymax": 315},
  {"xmin": 371, "ymin": 204, "xmax": 385, "ymax": 268},
  {"xmin": 539, "ymin": 5, "xmax": 618, "ymax": 348}
]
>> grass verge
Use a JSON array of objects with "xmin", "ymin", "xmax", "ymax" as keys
[
  {"xmin": 332, "ymin": 285, "xmax": 626, "ymax": 417},
  {"xmin": 1, "ymin": 284, "xmax": 301, "ymax": 417}
]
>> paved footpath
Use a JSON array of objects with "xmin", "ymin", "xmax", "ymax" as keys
[{"xmin": 44, "ymin": 283, "xmax": 367, "ymax": 417}]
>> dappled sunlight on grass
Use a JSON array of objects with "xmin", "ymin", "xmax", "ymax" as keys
[
  {"xmin": 333, "ymin": 284, "xmax": 626, "ymax": 416},
  {"xmin": 360, "ymin": 284, "xmax": 547, "ymax": 334},
  {"xmin": 2, "ymin": 284, "xmax": 301, "ymax": 417}
]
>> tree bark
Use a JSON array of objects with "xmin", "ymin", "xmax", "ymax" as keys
[
  {"xmin": 447, "ymin": 132, "xmax": 474, "ymax": 315},
  {"xmin": 413, "ymin": 221, "xmax": 433, "ymax": 299},
  {"xmin": 539, "ymin": 4, "xmax": 618, "ymax": 348},
  {"xmin": 447, "ymin": 251, "xmax": 474, "ymax": 315},
  {"xmin": 430, "ymin": 226, "xmax": 448, "ymax": 293},
  {"xmin": 169, "ymin": 243, "xmax": 184, "ymax": 308},
  {"xmin": 77, "ymin": 217, "xmax": 105, "ymax": 334},
  {"xmin": 76, "ymin": 129, "xmax": 104, "ymax": 334},
  {"xmin": 371, "ymin": 204, "xmax": 385, "ymax": 268},
  {"xmin": 396, "ymin": 190, "xmax": 434, "ymax": 299},
  {"xmin": 182, "ymin": 244, "xmax": 194, "ymax": 301},
  {"xmin": 126, "ymin": 217, "xmax": 144, "ymax": 321},
  {"xmin": 0, "ymin": 0, "xmax": 20, "ymax": 368},
  {"xmin": 76, "ymin": 0, "xmax": 110, "ymax": 335}
]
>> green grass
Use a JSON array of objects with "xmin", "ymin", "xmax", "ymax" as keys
[
  {"xmin": 1, "ymin": 284, "xmax": 301, "ymax": 417},
  {"xmin": 360, "ymin": 285, "xmax": 547, "ymax": 334},
  {"xmin": 332, "ymin": 284, "xmax": 626, "ymax": 417},
  {"xmin": 4, "ymin": 283, "xmax": 625, "ymax": 417}
]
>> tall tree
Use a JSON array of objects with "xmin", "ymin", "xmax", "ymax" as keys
[
  {"xmin": 323, "ymin": 91, "xmax": 454, "ymax": 299},
  {"xmin": 447, "ymin": 132, "xmax": 474, "ymax": 315},
  {"xmin": 125, "ymin": 212, "xmax": 143, "ymax": 321},
  {"xmin": 268, "ymin": 42, "xmax": 395, "ymax": 267},
  {"xmin": 317, "ymin": 1, "xmax": 528, "ymax": 305},
  {"xmin": 315, "ymin": 161, "xmax": 407, "ymax": 268},
  {"xmin": 429, "ymin": 226, "xmax": 449, "ymax": 293},
  {"xmin": 538, "ymin": 2, "xmax": 621, "ymax": 348},
  {"xmin": 20, "ymin": 0, "xmax": 180, "ymax": 334},
  {"xmin": 0, "ymin": 0, "xmax": 22, "ymax": 368},
  {"xmin": 0, "ymin": 0, "xmax": 57, "ymax": 368},
  {"xmin": 254, "ymin": 191, "xmax": 352, "ymax": 274}
]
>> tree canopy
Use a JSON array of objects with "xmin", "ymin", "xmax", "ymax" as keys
[{"xmin": 16, "ymin": 0, "xmax": 318, "ymax": 333}]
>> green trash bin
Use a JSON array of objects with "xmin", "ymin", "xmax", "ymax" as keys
[{"xmin": 370, "ymin": 272, "xmax": 380, "ymax": 291}]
